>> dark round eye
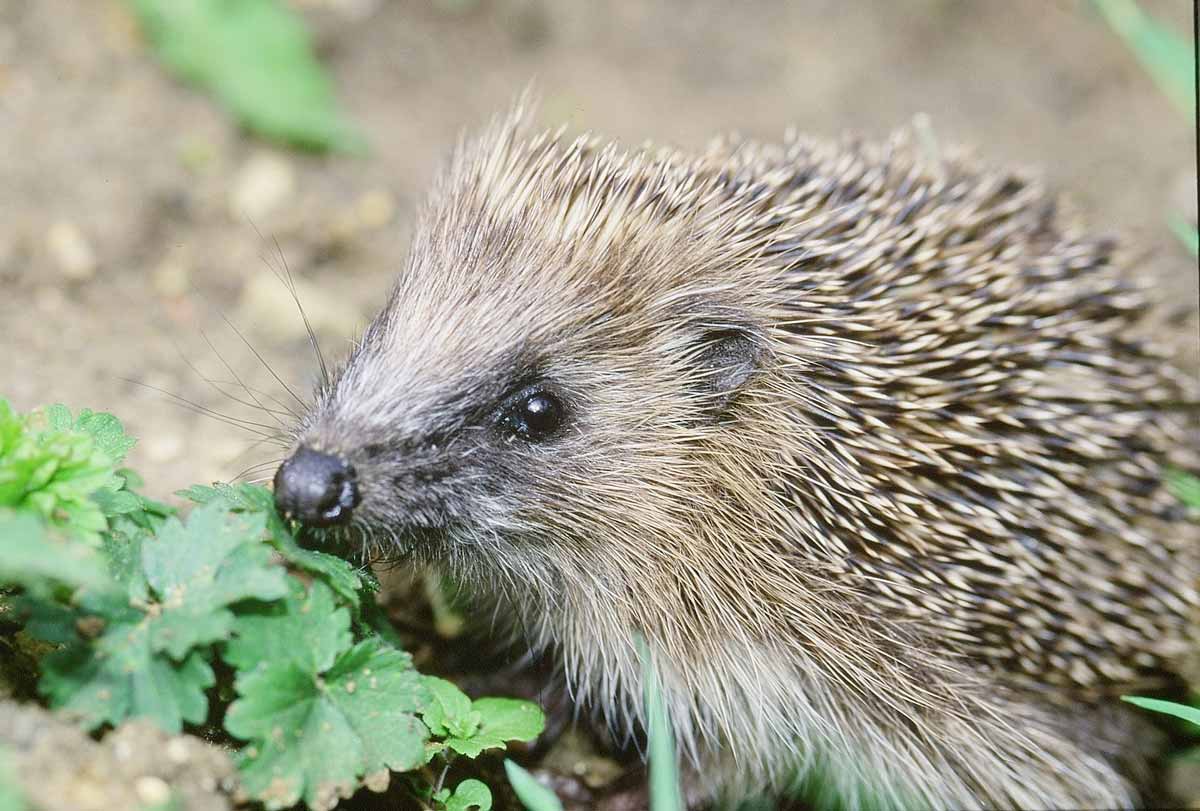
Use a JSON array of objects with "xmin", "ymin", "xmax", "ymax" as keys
[{"xmin": 505, "ymin": 390, "xmax": 563, "ymax": 441}]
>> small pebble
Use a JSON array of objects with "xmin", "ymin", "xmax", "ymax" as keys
[
  {"xmin": 133, "ymin": 775, "xmax": 172, "ymax": 807},
  {"xmin": 46, "ymin": 220, "xmax": 97, "ymax": 280},
  {"xmin": 230, "ymin": 153, "xmax": 296, "ymax": 222},
  {"xmin": 165, "ymin": 737, "xmax": 191, "ymax": 765}
]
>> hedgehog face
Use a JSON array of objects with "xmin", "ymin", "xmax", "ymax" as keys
[{"xmin": 276, "ymin": 229, "xmax": 773, "ymax": 591}]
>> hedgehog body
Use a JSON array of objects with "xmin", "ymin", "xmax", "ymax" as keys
[{"xmin": 280, "ymin": 106, "xmax": 1200, "ymax": 809}]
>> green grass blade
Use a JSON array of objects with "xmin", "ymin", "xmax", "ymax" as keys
[
  {"xmin": 1122, "ymin": 696, "xmax": 1200, "ymax": 729},
  {"xmin": 637, "ymin": 636, "xmax": 684, "ymax": 811},
  {"xmin": 1092, "ymin": 0, "xmax": 1196, "ymax": 119},
  {"xmin": 504, "ymin": 759, "xmax": 564, "ymax": 811},
  {"xmin": 1168, "ymin": 213, "xmax": 1200, "ymax": 257}
]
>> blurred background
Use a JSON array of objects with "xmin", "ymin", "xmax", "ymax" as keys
[{"xmin": 0, "ymin": 0, "xmax": 1195, "ymax": 498}]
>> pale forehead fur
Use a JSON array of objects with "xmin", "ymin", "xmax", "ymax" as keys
[{"xmin": 328, "ymin": 102, "xmax": 784, "ymax": 431}]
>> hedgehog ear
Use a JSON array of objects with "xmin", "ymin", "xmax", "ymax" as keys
[{"xmin": 692, "ymin": 327, "xmax": 763, "ymax": 415}]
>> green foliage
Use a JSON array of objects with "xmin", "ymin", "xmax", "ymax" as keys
[
  {"xmin": 1122, "ymin": 696, "xmax": 1200, "ymax": 729},
  {"xmin": 436, "ymin": 779, "xmax": 493, "ymax": 811},
  {"xmin": 420, "ymin": 676, "xmax": 545, "ymax": 760},
  {"xmin": 0, "ymin": 400, "xmax": 546, "ymax": 810},
  {"xmin": 504, "ymin": 760, "xmax": 563, "ymax": 811},
  {"xmin": 126, "ymin": 0, "xmax": 365, "ymax": 152},
  {"xmin": 0, "ymin": 400, "xmax": 145, "ymax": 545}
]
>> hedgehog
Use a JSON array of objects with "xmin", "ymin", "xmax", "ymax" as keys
[{"xmin": 272, "ymin": 103, "xmax": 1200, "ymax": 810}]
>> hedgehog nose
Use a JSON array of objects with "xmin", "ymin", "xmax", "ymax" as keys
[{"xmin": 273, "ymin": 447, "xmax": 360, "ymax": 527}]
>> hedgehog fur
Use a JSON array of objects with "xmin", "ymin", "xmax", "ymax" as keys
[{"xmin": 289, "ymin": 103, "xmax": 1200, "ymax": 810}]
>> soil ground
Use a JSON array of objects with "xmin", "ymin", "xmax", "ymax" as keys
[{"xmin": 0, "ymin": 0, "xmax": 1197, "ymax": 807}]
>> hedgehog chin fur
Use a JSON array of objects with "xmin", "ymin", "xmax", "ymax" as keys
[{"xmin": 293, "ymin": 99, "xmax": 1196, "ymax": 811}]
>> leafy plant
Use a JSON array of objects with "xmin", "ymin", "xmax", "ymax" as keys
[
  {"xmin": 0, "ymin": 400, "xmax": 544, "ymax": 811},
  {"xmin": 125, "ymin": 0, "xmax": 365, "ymax": 152},
  {"xmin": 414, "ymin": 676, "xmax": 546, "ymax": 810}
]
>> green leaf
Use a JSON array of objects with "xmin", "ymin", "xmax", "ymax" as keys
[
  {"xmin": 445, "ymin": 779, "xmax": 493, "ymax": 811},
  {"xmin": 420, "ymin": 676, "xmax": 475, "ymax": 738},
  {"xmin": 420, "ymin": 676, "xmax": 545, "ymax": 758},
  {"xmin": 41, "ymin": 627, "xmax": 215, "ymax": 732},
  {"xmin": 445, "ymin": 698, "xmax": 544, "ymax": 758},
  {"xmin": 1122, "ymin": 695, "xmax": 1200, "ymax": 728},
  {"xmin": 228, "ymin": 637, "xmax": 428, "ymax": 810},
  {"xmin": 178, "ymin": 482, "xmax": 365, "ymax": 610},
  {"xmin": 58, "ymin": 408, "xmax": 137, "ymax": 466},
  {"xmin": 127, "ymin": 0, "xmax": 365, "ymax": 152},
  {"xmin": 504, "ymin": 760, "xmax": 563, "ymax": 811},
  {"xmin": 1093, "ymin": 0, "xmax": 1196, "ymax": 119},
  {"xmin": 37, "ymin": 501, "xmax": 287, "ymax": 732},
  {"xmin": 141, "ymin": 502, "xmax": 288, "ymax": 659},
  {"xmin": 0, "ymin": 402, "xmax": 124, "ymax": 545},
  {"xmin": 0, "ymin": 511, "xmax": 115, "ymax": 596},
  {"xmin": 223, "ymin": 578, "xmax": 351, "ymax": 675}
]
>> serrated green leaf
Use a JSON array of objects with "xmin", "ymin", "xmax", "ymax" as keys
[
  {"xmin": 445, "ymin": 779, "xmax": 492, "ymax": 811},
  {"xmin": 223, "ymin": 578, "xmax": 351, "ymax": 675},
  {"xmin": 445, "ymin": 698, "xmax": 545, "ymax": 758},
  {"xmin": 177, "ymin": 482, "xmax": 365, "ymax": 609},
  {"xmin": 228, "ymin": 637, "xmax": 428, "ymax": 810},
  {"xmin": 141, "ymin": 502, "xmax": 288, "ymax": 659},
  {"xmin": 504, "ymin": 760, "xmax": 563, "ymax": 811},
  {"xmin": 0, "ymin": 511, "xmax": 115, "ymax": 596},
  {"xmin": 70, "ymin": 409, "xmax": 137, "ymax": 466},
  {"xmin": 420, "ymin": 676, "xmax": 474, "ymax": 738},
  {"xmin": 0, "ymin": 402, "xmax": 120, "ymax": 545},
  {"xmin": 41, "ymin": 625, "xmax": 215, "ymax": 732},
  {"xmin": 127, "ymin": 0, "xmax": 365, "ymax": 152},
  {"xmin": 421, "ymin": 676, "xmax": 545, "ymax": 758},
  {"xmin": 1123, "ymin": 695, "xmax": 1200, "ymax": 728}
]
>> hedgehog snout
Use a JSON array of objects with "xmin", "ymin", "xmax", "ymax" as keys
[{"xmin": 274, "ymin": 446, "xmax": 361, "ymax": 527}]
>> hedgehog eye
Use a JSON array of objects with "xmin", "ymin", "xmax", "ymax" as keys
[{"xmin": 501, "ymin": 389, "xmax": 564, "ymax": 442}]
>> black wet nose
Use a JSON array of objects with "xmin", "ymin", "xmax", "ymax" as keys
[{"xmin": 273, "ymin": 447, "xmax": 360, "ymax": 527}]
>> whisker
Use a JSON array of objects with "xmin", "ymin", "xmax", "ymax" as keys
[
  {"xmin": 215, "ymin": 309, "xmax": 307, "ymax": 413},
  {"xmin": 199, "ymin": 328, "xmax": 289, "ymax": 431},
  {"xmin": 121, "ymin": 377, "xmax": 288, "ymax": 442},
  {"xmin": 172, "ymin": 341, "xmax": 296, "ymax": 422},
  {"xmin": 246, "ymin": 217, "xmax": 330, "ymax": 391}
]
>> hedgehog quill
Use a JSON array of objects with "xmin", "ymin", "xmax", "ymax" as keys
[{"xmin": 273, "ymin": 104, "xmax": 1200, "ymax": 810}]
